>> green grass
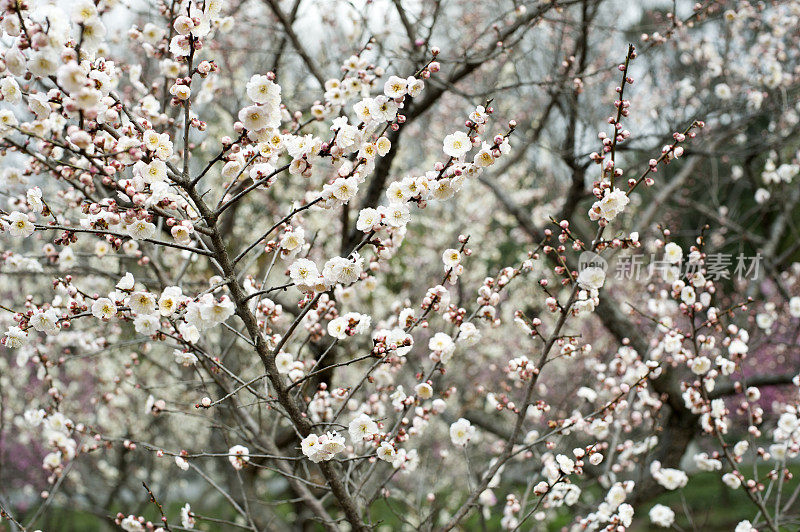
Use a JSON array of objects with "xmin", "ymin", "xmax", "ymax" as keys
[
  {"xmin": 630, "ymin": 464, "xmax": 800, "ymax": 531},
  {"xmin": 9, "ymin": 464, "xmax": 800, "ymax": 531}
]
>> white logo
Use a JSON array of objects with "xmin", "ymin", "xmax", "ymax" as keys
[{"xmin": 578, "ymin": 251, "xmax": 608, "ymax": 272}]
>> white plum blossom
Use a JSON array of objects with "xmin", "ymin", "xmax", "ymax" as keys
[
  {"xmin": 120, "ymin": 516, "xmax": 145, "ymax": 532},
  {"xmin": 722, "ymin": 472, "xmax": 741, "ymax": 489},
  {"xmin": 174, "ymin": 350, "xmax": 198, "ymax": 366},
  {"xmin": 228, "ymin": 445, "xmax": 250, "ymax": 470},
  {"xmin": 715, "ymin": 83, "xmax": 732, "ymax": 99},
  {"xmin": 618, "ymin": 504, "xmax": 634, "ymax": 527},
  {"xmin": 473, "ymin": 144, "xmax": 495, "ymax": 167},
  {"xmin": 450, "ymin": 418, "xmax": 475, "ymax": 446},
  {"xmin": 181, "ymin": 503, "xmax": 195, "ymax": 529},
  {"xmin": 415, "ymin": 382, "xmax": 433, "ymax": 400},
  {"xmin": 349, "ymin": 413, "xmax": 379, "ymax": 442},
  {"xmin": 383, "ymin": 75, "xmax": 407, "ymax": 98},
  {"xmin": 733, "ymin": 441, "xmax": 749, "ymax": 457},
  {"xmin": 0, "ymin": 77, "xmax": 21, "ymax": 104},
  {"xmin": 29, "ymin": 308, "xmax": 60, "ymax": 335},
  {"xmin": 129, "ymin": 292, "xmax": 157, "ymax": 315},
  {"xmin": 380, "ymin": 203, "xmax": 411, "ymax": 227},
  {"xmin": 458, "ymin": 322, "xmax": 481, "ymax": 345},
  {"xmin": 653, "ymin": 467, "xmax": 688, "ymax": 490},
  {"xmin": 377, "ymin": 441, "xmax": 397, "ymax": 462},
  {"xmin": 789, "ymin": 296, "xmax": 800, "ymax": 318},
  {"xmin": 664, "ymin": 242, "xmax": 683, "ymax": 264},
  {"xmin": 239, "ymin": 105, "xmax": 278, "ymax": 131},
  {"xmin": 179, "ymin": 323, "xmax": 200, "ymax": 344},
  {"xmin": 3, "ymin": 326, "xmax": 28, "ymax": 348},
  {"xmin": 275, "ymin": 352, "xmax": 294, "ymax": 374},
  {"xmin": 693, "ymin": 452, "xmax": 722, "ymax": 471},
  {"xmin": 117, "ymin": 272, "xmax": 135, "ymax": 290},
  {"xmin": 556, "ymin": 454, "xmax": 575, "ymax": 474},
  {"xmin": 589, "ymin": 188, "xmax": 630, "ymax": 221},
  {"xmin": 246, "ymin": 74, "xmax": 281, "ymax": 104},
  {"xmin": 729, "ymin": 337, "xmax": 749, "ymax": 357},
  {"xmin": 133, "ymin": 314, "xmax": 160, "ymax": 335},
  {"xmin": 322, "ymin": 254, "xmax": 364, "ymax": 286},
  {"xmin": 5, "ymin": 212, "xmax": 36, "ymax": 238},
  {"xmin": 280, "ymin": 228, "xmax": 305, "ymax": 253},
  {"xmin": 356, "ymin": 207, "xmax": 381, "ymax": 231},
  {"xmin": 443, "ymin": 131, "xmax": 472, "ymax": 158},
  {"xmin": 126, "ymin": 219, "xmax": 157, "ymax": 240},
  {"xmin": 429, "ymin": 332, "xmax": 455, "ymax": 363},
  {"xmin": 649, "ymin": 504, "xmax": 675, "ymax": 527},
  {"xmin": 327, "ymin": 317, "xmax": 348, "ymax": 339},
  {"xmin": 442, "ymin": 248, "xmax": 461, "ymax": 268},
  {"xmin": 577, "ymin": 267, "xmax": 606, "ymax": 291},
  {"xmin": 605, "ymin": 484, "xmax": 627, "ymax": 508},
  {"xmin": 689, "ymin": 356, "xmax": 711, "ymax": 375},
  {"xmin": 325, "ymin": 312, "xmax": 370, "ymax": 341},
  {"xmin": 158, "ymin": 286, "xmax": 184, "ymax": 316},
  {"xmin": 301, "ymin": 432, "xmax": 346, "ymax": 462},
  {"xmin": 175, "ymin": 456, "xmax": 190, "ymax": 471},
  {"xmin": 289, "ymin": 258, "xmax": 320, "ymax": 289}
]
